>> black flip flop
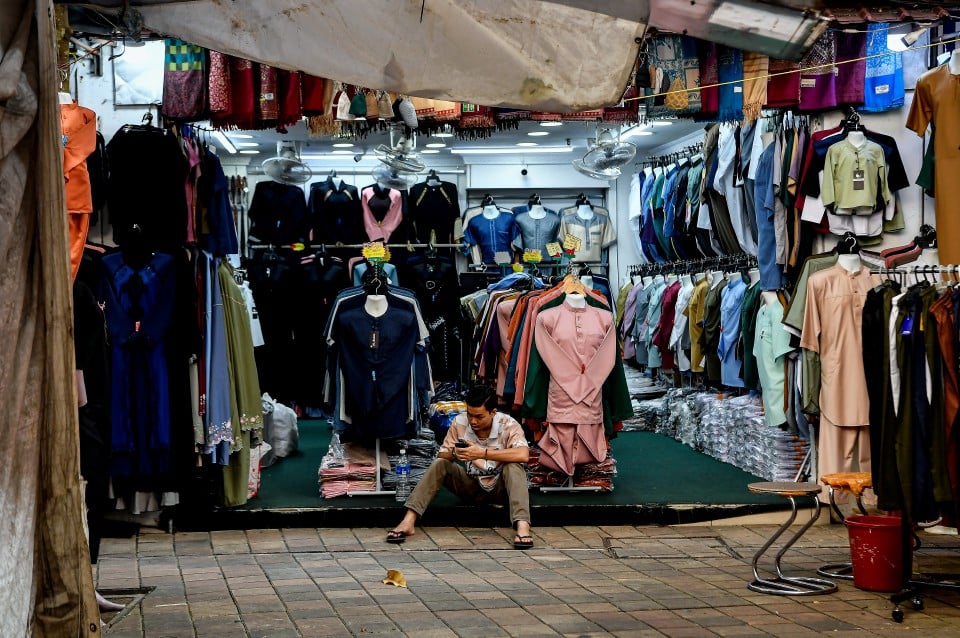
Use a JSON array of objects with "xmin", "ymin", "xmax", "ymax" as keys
[
  {"xmin": 513, "ymin": 535, "xmax": 534, "ymax": 550},
  {"xmin": 386, "ymin": 530, "xmax": 408, "ymax": 544}
]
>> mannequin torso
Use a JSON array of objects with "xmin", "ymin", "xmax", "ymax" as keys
[
  {"xmin": 747, "ymin": 268, "xmax": 761, "ymax": 287},
  {"xmin": 529, "ymin": 204, "xmax": 547, "ymax": 220},
  {"xmin": 837, "ymin": 253, "xmax": 861, "ymax": 273},
  {"xmin": 761, "ymin": 291, "xmax": 780, "ymax": 306},
  {"xmin": 665, "ymin": 274, "xmax": 678, "ymax": 285},
  {"xmin": 680, "ymin": 274, "xmax": 693, "ymax": 287},
  {"xmin": 710, "ymin": 270, "xmax": 725, "ymax": 289},
  {"xmin": 365, "ymin": 294, "xmax": 388, "ymax": 318},
  {"xmin": 653, "ymin": 274, "xmax": 665, "ymax": 286},
  {"xmin": 951, "ymin": 50, "xmax": 960, "ymax": 75},
  {"xmin": 576, "ymin": 204, "xmax": 594, "ymax": 221},
  {"xmin": 565, "ymin": 293, "xmax": 587, "ymax": 308},
  {"xmin": 482, "ymin": 205, "xmax": 500, "ymax": 220},
  {"xmin": 580, "ymin": 275, "xmax": 594, "ymax": 290},
  {"xmin": 726, "ymin": 272, "xmax": 742, "ymax": 284},
  {"xmin": 847, "ymin": 130, "xmax": 867, "ymax": 149},
  {"xmin": 642, "ymin": 276, "xmax": 653, "ymax": 287}
]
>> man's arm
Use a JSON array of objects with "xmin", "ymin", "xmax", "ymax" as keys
[{"xmin": 454, "ymin": 443, "xmax": 529, "ymax": 464}]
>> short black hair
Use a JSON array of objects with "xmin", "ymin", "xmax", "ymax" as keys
[{"xmin": 465, "ymin": 385, "xmax": 497, "ymax": 411}]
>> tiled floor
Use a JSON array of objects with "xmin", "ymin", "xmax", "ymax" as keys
[{"xmin": 96, "ymin": 519, "xmax": 960, "ymax": 637}]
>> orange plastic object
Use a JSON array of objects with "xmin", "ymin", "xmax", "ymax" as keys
[{"xmin": 820, "ymin": 472, "xmax": 873, "ymax": 497}]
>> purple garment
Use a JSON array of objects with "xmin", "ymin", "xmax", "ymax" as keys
[
  {"xmin": 799, "ymin": 31, "xmax": 837, "ymax": 112},
  {"xmin": 835, "ymin": 31, "xmax": 867, "ymax": 104}
]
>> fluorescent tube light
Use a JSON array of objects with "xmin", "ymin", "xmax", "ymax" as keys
[
  {"xmin": 450, "ymin": 147, "xmax": 574, "ymax": 155},
  {"xmin": 213, "ymin": 130, "xmax": 237, "ymax": 154}
]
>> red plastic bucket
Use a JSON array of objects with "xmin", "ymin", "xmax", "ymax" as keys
[{"xmin": 845, "ymin": 515, "xmax": 903, "ymax": 592}]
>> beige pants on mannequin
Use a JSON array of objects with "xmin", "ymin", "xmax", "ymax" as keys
[{"xmin": 818, "ymin": 415, "xmax": 874, "ymax": 506}]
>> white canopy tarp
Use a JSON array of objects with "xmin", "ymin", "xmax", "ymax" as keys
[{"xmin": 135, "ymin": 0, "xmax": 648, "ymax": 112}]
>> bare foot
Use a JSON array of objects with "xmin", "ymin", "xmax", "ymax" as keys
[{"xmin": 390, "ymin": 509, "xmax": 418, "ymax": 538}]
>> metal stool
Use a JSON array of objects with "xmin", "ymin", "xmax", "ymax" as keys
[
  {"xmin": 816, "ymin": 472, "xmax": 871, "ymax": 581},
  {"xmin": 747, "ymin": 482, "xmax": 838, "ymax": 596}
]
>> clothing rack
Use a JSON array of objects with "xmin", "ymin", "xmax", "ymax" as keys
[
  {"xmin": 639, "ymin": 143, "xmax": 704, "ymax": 167},
  {"xmin": 629, "ymin": 254, "xmax": 758, "ymax": 277}
]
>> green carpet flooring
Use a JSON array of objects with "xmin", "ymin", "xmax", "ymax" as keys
[{"xmin": 244, "ymin": 421, "xmax": 782, "ymax": 510}]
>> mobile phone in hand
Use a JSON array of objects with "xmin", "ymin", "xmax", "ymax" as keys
[{"xmin": 455, "ymin": 439, "xmax": 469, "ymax": 448}]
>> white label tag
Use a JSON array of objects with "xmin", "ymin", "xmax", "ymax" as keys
[
  {"xmin": 875, "ymin": 84, "xmax": 890, "ymax": 95},
  {"xmin": 800, "ymin": 78, "xmax": 817, "ymax": 88},
  {"xmin": 262, "ymin": 92, "xmax": 275, "ymax": 100},
  {"xmin": 733, "ymin": 86, "xmax": 743, "ymax": 93}
]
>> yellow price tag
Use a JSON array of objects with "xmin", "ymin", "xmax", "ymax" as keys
[
  {"xmin": 562, "ymin": 235, "xmax": 582, "ymax": 253},
  {"xmin": 545, "ymin": 242, "xmax": 563, "ymax": 258},
  {"xmin": 511, "ymin": 263, "xmax": 524, "ymax": 273},
  {"xmin": 290, "ymin": 242, "xmax": 306, "ymax": 252},
  {"xmin": 522, "ymin": 249, "xmax": 542, "ymax": 263},
  {"xmin": 362, "ymin": 243, "xmax": 387, "ymax": 261}
]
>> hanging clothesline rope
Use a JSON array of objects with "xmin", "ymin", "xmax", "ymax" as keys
[{"xmin": 624, "ymin": 34, "xmax": 960, "ymax": 105}]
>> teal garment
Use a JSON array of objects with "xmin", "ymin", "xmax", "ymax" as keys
[
  {"xmin": 754, "ymin": 299, "xmax": 795, "ymax": 427},
  {"xmin": 521, "ymin": 293, "xmax": 633, "ymax": 438}
]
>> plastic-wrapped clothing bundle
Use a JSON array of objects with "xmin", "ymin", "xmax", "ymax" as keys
[{"xmin": 260, "ymin": 393, "xmax": 299, "ymax": 467}]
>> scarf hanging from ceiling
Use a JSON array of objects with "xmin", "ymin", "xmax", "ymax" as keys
[
  {"xmin": 161, "ymin": 39, "xmax": 207, "ymax": 121},
  {"xmin": 742, "ymin": 52, "xmax": 769, "ymax": 122},
  {"xmin": 207, "ymin": 50, "xmax": 231, "ymax": 115},
  {"xmin": 835, "ymin": 30, "xmax": 867, "ymax": 104},
  {"xmin": 863, "ymin": 22, "xmax": 904, "ymax": 112},
  {"xmin": 277, "ymin": 70, "xmax": 302, "ymax": 132},
  {"xmin": 716, "ymin": 45, "xmax": 743, "ymax": 121},
  {"xmin": 766, "ymin": 58, "xmax": 801, "ymax": 108},
  {"xmin": 211, "ymin": 56, "xmax": 254, "ymax": 130},
  {"xmin": 646, "ymin": 35, "xmax": 702, "ymax": 118},
  {"xmin": 798, "ymin": 31, "xmax": 837, "ymax": 111},
  {"xmin": 698, "ymin": 41, "xmax": 719, "ymax": 117},
  {"xmin": 257, "ymin": 64, "xmax": 279, "ymax": 127}
]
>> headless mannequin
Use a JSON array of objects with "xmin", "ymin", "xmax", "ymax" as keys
[
  {"xmin": 837, "ymin": 253, "xmax": 861, "ymax": 273},
  {"xmin": 565, "ymin": 293, "xmax": 587, "ymax": 309},
  {"xmin": 58, "ymin": 91, "xmax": 73, "ymax": 104},
  {"xmin": 365, "ymin": 294, "xmax": 389, "ymax": 317},
  {"xmin": 642, "ymin": 275, "xmax": 654, "ymax": 287},
  {"xmin": 576, "ymin": 204, "xmax": 594, "ymax": 220},
  {"xmin": 761, "ymin": 291, "xmax": 780, "ymax": 306},
  {"xmin": 482, "ymin": 205, "xmax": 500, "ymax": 220},
  {"xmin": 726, "ymin": 271, "xmax": 742, "ymax": 284},
  {"xmin": 643, "ymin": 166, "xmax": 654, "ymax": 179},
  {"xmin": 529, "ymin": 204, "xmax": 547, "ymax": 219},
  {"xmin": 426, "ymin": 173, "xmax": 441, "ymax": 186},
  {"xmin": 631, "ymin": 275, "xmax": 643, "ymax": 285},
  {"xmin": 665, "ymin": 274, "xmax": 678, "ymax": 285},
  {"xmin": 580, "ymin": 275, "xmax": 594, "ymax": 290},
  {"xmin": 710, "ymin": 270, "xmax": 725, "ymax": 289},
  {"xmin": 847, "ymin": 130, "xmax": 867, "ymax": 149},
  {"xmin": 747, "ymin": 268, "xmax": 761, "ymax": 287},
  {"xmin": 950, "ymin": 50, "xmax": 960, "ymax": 75},
  {"xmin": 653, "ymin": 274, "xmax": 665, "ymax": 286},
  {"xmin": 329, "ymin": 171, "xmax": 343, "ymax": 189},
  {"xmin": 694, "ymin": 272, "xmax": 707, "ymax": 283},
  {"xmin": 680, "ymin": 274, "xmax": 693, "ymax": 288}
]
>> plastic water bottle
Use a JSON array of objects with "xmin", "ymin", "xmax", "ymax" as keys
[{"xmin": 395, "ymin": 448, "xmax": 410, "ymax": 501}]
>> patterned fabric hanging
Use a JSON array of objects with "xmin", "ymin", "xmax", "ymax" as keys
[
  {"xmin": 645, "ymin": 35, "xmax": 701, "ymax": 119},
  {"xmin": 276, "ymin": 70, "xmax": 302, "ymax": 132},
  {"xmin": 716, "ymin": 45, "xmax": 743, "ymax": 121},
  {"xmin": 741, "ymin": 52, "xmax": 769, "ymax": 122},
  {"xmin": 835, "ymin": 30, "xmax": 867, "ymax": 105},
  {"xmin": 766, "ymin": 58, "xmax": 800, "ymax": 108},
  {"xmin": 207, "ymin": 50, "xmax": 232, "ymax": 115},
  {"xmin": 798, "ymin": 31, "xmax": 837, "ymax": 111},
  {"xmin": 863, "ymin": 22, "xmax": 904, "ymax": 112},
  {"xmin": 161, "ymin": 39, "xmax": 207, "ymax": 121},
  {"xmin": 211, "ymin": 56, "xmax": 254, "ymax": 130},
  {"xmin": 256, "ymin": 64, "xmax": 279, "ymax": 127}
]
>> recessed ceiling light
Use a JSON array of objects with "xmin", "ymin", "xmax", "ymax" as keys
[
  {"xmin": 236, "ymin": 142, "xmax": 259, "ymax": 147},
  {"xmin": 332, "ymin": 142, "xmax": 354, "ymax": 148},
  {"xmin": 230, "ymin": 133, "xmax": 254, "ymax": 139},
  {"xmin": 516, "ymin": 142, "xmax": 538, "ymax": 147},
  {"xmin": 527, "ymin": 131, "xmax": 549, "ymax": 137},
  {"xmin": 239, "ymin": 150, "xmax": 260, "ymax": 154},
  {"xmin": 426, "ymin": 143, "xmax": 446, "ymax": 148},
  {"xmin": 650, "ymin": 120, "xmax": 674, "ymax": 126},
  {"xmin": 421, "ymin": 149, "xmax": 440, "ymax": 154},
  {"xmin": 331, "ymin": 150, "xmax": 353, "ymax": 154},
  {"xmin": 433, "ymin": 132, "xmax": 454, "ymax": 138},
  {"xmin": 539, "ymin": 121, "xmax": 563, "ymax": 127}
]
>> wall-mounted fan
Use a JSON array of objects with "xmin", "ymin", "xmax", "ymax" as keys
[
  {"xmin": 372, "ymin": 165, "xmax": 417, "ymax": 190},
  {"xmin": 572, "ymin": 129, "xmax": 637, "ymax": 180},
  {"xmin": 262, "ymin": 141, "xmax": 312, "ymax": 184},
  {"xmin": 375, "ymin": 135, "xmax": 426, "ymax": 174}
]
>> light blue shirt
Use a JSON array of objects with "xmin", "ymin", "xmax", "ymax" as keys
[{"xmin": 718, "ymin": 278, "xmax": 746, "ymax": 387}]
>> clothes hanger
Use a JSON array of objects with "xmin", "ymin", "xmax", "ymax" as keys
[{"xmin": 481, "ymin": 193, "xmax": 496, "ymax": 207}]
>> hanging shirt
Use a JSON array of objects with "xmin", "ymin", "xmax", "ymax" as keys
[
  {"xmin": 534, "ymin": 302, "xmax": 616, "ymax": 425},
  {"xmin": 558, "ymin": 207, "xmax": 617, "ymax": 263},
  {"xmin": 463, "ymin": 210, "xmax": 516, "ymax": 264},
  {"xmin": 715, "ymin": 124, "xmax": 758, "ymax": 254},
  {"xmin": 511, "ymin": 207, "xmax": 562, "ymax": 260},
  {"xmin": 718, "ymin": 278, "xmax": 747, "ymax": 387},
  {"xmin": 821, "ymin": 139, "xmax": 891, "ymax": 215},
  {"xmin": 240, "ymin": 281, "xmax": 265, "ymax": 348},
  {"xmin": 643, "ymin": 280, "xmax": 667, "ymax": 367},
  {"xmin": 60, "ymin": 103, "xmax": 97, "ymax": 214},
  {"xmin": 308, "ymin": 178, "xmax": 364, "ymax": 245},
  {"xmin": 684, "ymin": 278, "xmax": 709, "ymax": 373},
  {"xmin": 669, "ymin": 282, "xmax": 695, "ymax": 372},
  {"xmin": 799, "ymin": 264, "xmax": 881, "ymax": 426},
  {"xmin": 754, "ymin": 297, "xmax": 794, "ymax": 426},
  {"xmin": 361, "ymin": 185, "xmax": 404, "ymax": 242},
  {"xmin": 409, "ymin": 180, "xmax": 461, "ymax": 244},
  {"xmin": 754, "ymin": 143, "xmax": 784, "ymax": 291},
  {"xmin": 248, "ymin": 180, "xmax": 308, "ymax": 245}
]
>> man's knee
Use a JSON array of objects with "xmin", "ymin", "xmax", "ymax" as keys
[{"xmin": 500, "ymin": 462, "xmax": 527, "ymax": 482}]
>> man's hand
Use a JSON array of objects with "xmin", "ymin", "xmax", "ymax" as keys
[{"xmin": 454, "ymin": 441, "xmax": 485, "ymax": 462}]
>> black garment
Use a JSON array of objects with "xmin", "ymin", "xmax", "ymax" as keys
[
  {"xmin": 248, "ymin": 180, "xmax": 308, "ymax": 245},
  {"xmin": 738, "ymin": 283, "xmax": 763, "ymax": 391},
  {"xmin": 406, "ymin": 255, "xmax": 461, "ymax": 381},
  {"xmin": 862, "ymin": 283, "xmax": 901, "ymax": 511},
  {"xmin": 86, "ymin": 130, "xmax": 108, "ymax": 226},
  {"xmin": 307, "ymin": 177, "xmax": 364, "ymax": 245},
  {"xmin": 701, "ymin": 282, "xmax": 724, "ymax": 382},
  {"xmin": 107, "ymin": 127, "xmax": 189, "ymax": 249},
  {"xmin": 74, "ymin": 280, "xmax": 110, "ymax": 563},
  {"xmin": 247, "ymin": 250, "xmax": 299, "ymax": 405},
  {"xmin": 409, "ymin": 180, "xmax": 461, "ymax": 244},
  {"xmin": 335, "ymin": 298, "xmax": 418, "ymax": 442}
]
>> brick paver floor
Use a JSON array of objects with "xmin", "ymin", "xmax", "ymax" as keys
[{"xmin": 96, "ymin": 521, "xmax": 960, "ymax": 637}]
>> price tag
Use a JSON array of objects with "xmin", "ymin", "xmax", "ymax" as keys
[
  {"xmin": 511, "ymin": 263, "xmax": 524, "ymax": 273},
  {"xmin": 852, "ymin": 169, "xmax": 864, "ymax": 191},
  {"xmin": 362, "ymin": 243, "xmax": 387, "ymax": 261},
  {"xmin": 545, "ymin": 242, "xmax": 563, "ymax": 258},
  {"xmin": 290, "ymin": 242, "xmax": 305, "ymax": 252},
  {"xmin": 494, "ymin": 251, "xmax": 512, "ymax": 266},
  {"xmin": 522, "ymin": 249, "xmax": 543, "ymax": 263},
  {"xmin": 562, "ymin": 235, "xmax": 582, "ymax": 254}
]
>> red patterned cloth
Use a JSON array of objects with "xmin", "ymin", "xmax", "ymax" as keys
[
  {"xmin": 767, "ymin": 58, "xmax": 801, "ymax": 108},
  {"xmin": 301, "ymin": 74, "xmax": 327, "ymax": 115},
  {"xmin": 698, "ymin": 41, "xmax": 719, "ymax": 116},
  {"xmin": 207, "ymin": 50, "xmax": 231, "ymax": 115},
  {"xmin": 211, "ymin": 56, "xmax": 254, "ymax": 130},
  {"xmin": 277, "ymin": 70, "xmax": 302, "ymax": 131},
  {"xmin": 257, "ymin": 64, "xmax": 279, "ymax": 126}
]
